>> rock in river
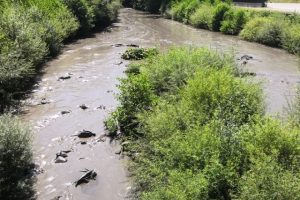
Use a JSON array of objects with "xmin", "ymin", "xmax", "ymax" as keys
[
  {"xmin": 55, "ymin": 156, "xmax": 67, "ymax": 163},
  {"xmin": 73, "ymin": 130, "xmax": 96, "ymax": 138},
  {"xmin": 58, "ymin": 74, "xmax": 72, "ymax": 81},
  {"xmin": 74, "ymin": 169, "xmax": 97, "ymax": 187},
  {"xmin": 79, "ymin": 104, "xmax": 89, "ymax": 110}
]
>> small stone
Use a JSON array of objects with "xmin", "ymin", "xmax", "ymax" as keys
[
  {"xmin": 58, "ymin": 75, "xmax": 71, "ymax": 81},
  {"xmin": 240, "ymin": 55, "xmax": 253, "ymax": 61},
  {"xmin": 56, "ymin": 151, "xmax": 68, "ymax": 158},
  {"xmin": 81, "ymin": 141, "xmax": 87, "ymax": 145},
  {"xmin": 40, "ymin": 98, "xmax": 50, "ymax": 105},
  {"xmin": 79, "ymin": 104, "xmax": 88, "ymax": 110},
  {"xmin": 55, "ymin": 156, "xmax": 67, "ymax": 163},
  {"xmin": 113, "ymin": 43, "xmax": 124, "ymax": 47},
  {"xmin": 74, "ymin": 130, "xmax": 96, "ymax": 138},
  {"xmin": 61, "ymin": 110, "xmax": 71, "ymax": 115},
  {"xmin": 97, "ymin": 105, "xmax": 106, "ymax": 110}
]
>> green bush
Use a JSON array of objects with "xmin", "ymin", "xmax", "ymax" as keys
[
  {"xmin": 221, "ymin": 9, "xmax": 247, "ymax": 35},
  {"xmin": 26, "ymin": 0, "xmax": 79, "ymax": 40},
  {"xmin": 211, "ymin": 3, "xmax": 231, "ymax": 31},
  {"xmin": 287, "ymin": 88, "xmax": 300, "ymax": 127},
  {"xmin": 142, "ymin": 47, "xmax": 236, "ymax": 95},
  {"xmin": 282, "ymin": 24, "xmax": 300, "ymax": 54},
  {"xmin": 108, "ymin": 47, "xmax": 300, "ymax": 199},
  {"xmin": 63, "ymin": 0, "xmax": 95, "ymax": 34},
  {"xmin": 189, "ymin": 4, "xmax": 213, "ymax": 30},
  {"xmin": 111, "ymin": 73, "xmax": 157, "ymax": 136},
  {"xmin": 0, "ymin": 114, "xmax": 34, "ymax": 200},
  {"xmin": 181, "ymin": 69, "xmax": 263, "ymax": 126},
  {"xmin": 240, "ymin": 17, "xmax": 286, "ymax": 47},
  {"xmin": 238, "ymin": 159, "xmax": 300, "ymax": 200},
  {"xmin": 121, "ymin": 48, "xmax": 158, "ymax": 60},
  {"xmin": 170, "ymin": 1, "xmax": 190, "ymax": 22}
]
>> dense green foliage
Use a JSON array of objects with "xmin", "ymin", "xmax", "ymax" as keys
[
  {"xmin": 106, "ymin": 47, "xmax": 300, "ymax": 199},
  {"xmin": 0, "ymin": 114, "xmax": 34, "ymax": 200},
  {"xmin": 122, "ymin": 0, "xmax": 300, "ymax": 55},
  {"xmin": 121, "ymin": 48, "xmax": 159, "ymax": 60},
  {"xmin": 0, "ymin": 0, "xmax": 120, "ymax": 111},
  {"xmin": 240, "ymin": 17, "xmax": 286, "ymax": 47}
]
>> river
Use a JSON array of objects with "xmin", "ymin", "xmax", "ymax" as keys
[{"xmin": 22, "ymin": 8, "xmax": 299, "ymax": 200}]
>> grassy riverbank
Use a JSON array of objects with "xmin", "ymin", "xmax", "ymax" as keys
[
  {"xmin": 106, "ymin": 47, "xmax": 300, "ymax": 199},
  {"xmin": 0, "ymin": 1, "xmax": 120, "ymax": 199},
  {"xmin": 122, "ymin": 0, "xmax": 300, "ymax": 55},
  {"xmin": 0, "ymin": 0, "xmax": 121, "ymax": 111}
]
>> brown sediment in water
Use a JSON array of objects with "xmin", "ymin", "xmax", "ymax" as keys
[{"xmin": 21, "ymin": 8, "xmax": 299, "ymax": 200}]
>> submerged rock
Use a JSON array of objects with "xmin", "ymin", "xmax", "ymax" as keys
[
  {"xmin": 74, "ymin": 169, "xmax": 97, "ymax": 187},
  {"xmin": 73, "ymin": 130, "xmax": 96, "ymax": 138},
  {"xmin": 79, "ymin": 104, "xmax": 89, "ymax": 110},
  {"xmin": 40, "ymin": 98, "xmax": 50, "ymax": 105},
  {"xmin": 61, "ymin": 110, "xmax": 71, "ymax": 115},
  {"xmin": 97, "ymin": 105, "xmax": 106, "ymax": 110},
  {"xmin": 240, "ymin": 54, "xmax": 253, "ymax": 61},
  {"xmin": 56, "ymin": 151, "xmax": 68, "ymax": 158},
  {"xmin": 55, "ymin": 156, "xmax": 67, "ymax": 163},
  {"xmin": 58, "ymin": 75, "xmax": 71, "ymax": 81},
  {"xmin": 113, "ymin": 43, "xmax": 124, "ymax": 47}
]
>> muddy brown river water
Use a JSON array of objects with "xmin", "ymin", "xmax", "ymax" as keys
[{"xmin": 21, "ymin": 8, "xmax": 299, "ymax": 200}]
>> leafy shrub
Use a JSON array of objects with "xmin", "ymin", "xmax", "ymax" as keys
[
  {"xmin": 63, "ymin": 0, "xmax": 95, "ymax": 34},
  {"xmin": 111, "ymin": 73, "xmax": 157, "ymax": 136},
  {"xmin": 121, "ymin": 48, "xmax": 158, "ymax": 60},
  {"xmin": 211, "ymin": 3, "xmax": 231, "ymax": 31},
  {"xmin": 93, "ymin": 0, "xmax": 121, "ymax": 26},
  {"xmin": 170, "ymin": 1, "xmax": 190, "ymax": 22},
  {"xmin": 108, "ymin": 47, "xmax": 300, "ymax": 199},
  {"xmin": 181, "ymin": 68, "xmax": 263, "ymax": 126},
  {"xmin": 240, "ymin": 17, "xmax": 286, "ymax": 47},
  {"xmin": 282, "ymin": 24, "xmax": 300, "ymax": 54},
  {"xmin": 238, "ymin": 159, "xmax": 300, "ymax": 200},
  {"xmin": 125, "ymin": 63, "xmax": 142, "ymax": 75},
  {"xmin": 26, "ymin": 0, "xmax": 79, "ymax": 40},
  {"xmin": 142, "ymin": 47, "xmax": 236, "ymax": 95},
  {"xmin": 189, "ymin": 4, "xmax": 213, "ymax": 30},
  {"xmin": 0, "ymin": 114, "xmax": 34, "ymax": 200},
  {"xmin": 288, "ymin": 88, "xmax": 300, "ymax": 127},
  {"xmin": 221, "ymin": 9, "xmax": 247, "ymax": 35}
]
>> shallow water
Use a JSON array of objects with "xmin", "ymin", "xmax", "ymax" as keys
[{"xmin": 22, "ymin": 8, "xmax": 299, "ymax": 200}]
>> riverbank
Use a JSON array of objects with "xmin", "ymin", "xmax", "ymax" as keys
[
  {"xmin": 0, "ymin": 1, "xmax": 121, "ymax": 199},
  {"xmin": 0, "ymin": 0, "xmax": 121, "ymax": 112},
  {"xmin": 107, "ymin": 46, "xmax": 300, "ymax": 200},
  {"xmin": 123, "ymin": 0, "xmax": 300, "ymax": 56}
]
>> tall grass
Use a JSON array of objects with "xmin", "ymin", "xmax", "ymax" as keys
[{"xmin": 106, "ymin": 47, "xmax": 300, "ymax": 199}]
